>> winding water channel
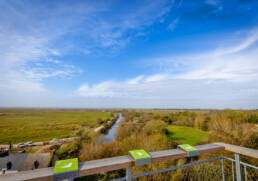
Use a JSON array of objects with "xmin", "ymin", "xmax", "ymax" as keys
[{"xmin": 99, "ymin": 114, "xmax": 123, "ymax": 144}]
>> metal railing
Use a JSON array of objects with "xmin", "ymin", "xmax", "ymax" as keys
[
  {"xmin": 0, "ymin": 143, "xmax": 257, "ymax": 181},
  {"xmin": 110, "ymin": 156, "xmax": 257, "ymax": 181},
  {"xmin": 111, "ymin": 143, "xmax": 258, "ymax": 181},
  {"xmin": 111, "ymin": 156, "xmax": 223, "ymax": 181},
  {"xmin": 224, "ymin": 156, "xmax": 258, "ymax": 181}
]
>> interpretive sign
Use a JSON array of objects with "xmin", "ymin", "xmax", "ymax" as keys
[
  {"xmin": 53, "ymin": 158, "xmax": 78, "ymax": 181},
  {"xmin": 178, "ymin": 144, "xmax": 199, "ymax": 157},
  {"xmin": 129, "ymin": 149, "xmax": 151, "ymax": 166}
]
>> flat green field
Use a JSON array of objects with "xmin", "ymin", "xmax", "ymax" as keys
[
  {"xmin": 0, "ymin": 110, "xmax": 112, "ymax": 144},
  {"xmin": 166, "ymin": 125, "xmax": 209, "ymax": 145}
]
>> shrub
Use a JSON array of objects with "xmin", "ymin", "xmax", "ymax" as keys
[{"xmin": 142, "ymin": 120, "xmax": 167, "ymax": 136}]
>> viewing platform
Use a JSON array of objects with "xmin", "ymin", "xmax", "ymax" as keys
[{"xmin": 0, "ymin": 142, "xmax": 257, "ymax": 181}]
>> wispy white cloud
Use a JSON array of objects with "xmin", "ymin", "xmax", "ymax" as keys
[
  {"xmin": 74, "ymin": 27, "xmax": 258, "ymax": 109},
  {"xmin": 205, "ymin": 0, "xmax": 220, "ymax": 6},
  {"xmin": 127, "ymin": 75, "xmax": 145, "ymax": 84},
  {"xmin": 82, "ymin": 49, "xmax": 91, "ymax": 55},
  {"xmin": 168, "ymin": 19, "xmax": 179, "ymax": 31},
  {"xmin": 76, "ymin": 81, "xmax": 119, "ymax": 97},
  {"xmin": 0, "ymin": 0, "xmax": 101, "ymax": 95},
  {"xmin": 144, "ymin": 74, "xmax": 168, "ymax": 83},
  {"xmin": 74, "ymin": 75, "xmax": 258, "ymax": 109},
  {"xmin": 0, "ymin": 71, "xmax": 47, "ymax": 95},
  {"xmin": 0, "ymin": 0, "xmax": 175, "ymax": 98},
  {"xmin": 49, "ymin": 50, "xmax": 61, "ymax": 56},
  {"xmin": 213, "ymin": 29, "xmax": 258, "ymax": 56},
  {"xmin": 45, "ymin": 58, "xmax": 61, "ymax": 64},
  {"xmin": 82, "ymin": 0, "xmax": 174, "ymax": 49},
  {"xmin": 176, "ymin": 49, "xmax": 258, "ymax": 81},
  {"xmin": 146, "ymin": 28, "xmax": 258, "ymax": 82},
  {"xmin": 76, "ymin": 73, "xmax": 171, "ymax": 98},
  {"xmin": 205, "ymin": 0, "xmax": 223, "ymax": 11},
  {"xmin": 21, "ymin": 67, "xmax": 78, "ymax": 80}
]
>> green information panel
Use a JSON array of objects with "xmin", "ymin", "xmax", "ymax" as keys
[
  {"xmin": 129, "ymin": 149, "xmax": 151, "ymax": 166},
  {"xmin": 54, "ymin": 158, "xmax": 78, "ymax": 173},
  {"xmin": 178, "ymin": 144, "xmax": 199, "ymax": 157},
  {"xmin": 53, "ymin": 158, "xmax": 78, "ymax": 181},
  {"xmin": 129, "ymin": 149, "xmax": 151, "ymax": 159}
]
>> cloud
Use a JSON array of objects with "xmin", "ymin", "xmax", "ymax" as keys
[
  {"xmin": 74, "ymin": 28, "xmax": 258, "ymax": 109},
  {"xmin": 74, "ymin": 75, "xmax": 258, "ymax": 109},
  {"xmin": 75, "ymin": 73, "xmax": 170, "ymax": 98},
  {"xmin": 1, "ymin": 1, "xmax": 257, "ymax": 109},
  {"xmin": 213, "ymin": 29, "xmax": 258, "ymax": 56},
  {"xmin": 50, "ymin": 50, "xmax": 61, "ymax": 56},
  {"xmin": 168, "ymin": 19, "xmax": 179, "ymax": 31},
  {"xmin": 176, "ymin": 49, "xmax": 258, "ymax": 81},
  {"xmin": 147, "ymin": 28, "xmax": 258, "ymax": 82},
  {"xmin": 0, "ymin": 1, "xmax": 96, "ymax": 95},
  {"xmin": 0, "ymin": 0, "xmax": 176, "ymax": 107},
  {"xmin": 82, "ymin": 49, "xmax": 91, "ymax": 55},
  {"xmin": 77, "ymin": 0, "xmax": 174, "ymax": 49},
  {"xmin": 144, "ymin": 74, "xmax": 168, "ymax": 82},
  {"xmin": 21, "ymin": 68, "xmax": 77, "ymax": 80},
  {"xmin": 45, "ymin": 58, "xmax": 61, "ymax": 64},
  {"xmin": 0, "ymin": 70, "xmax": 47, "ymax": 95},
  {"xmin": 76, "ymin": 81, "xmax": 120, "ymax": 97},
  {"xmin": 205, "ymin": 0, "xmax": 220, "ymax": 6},
  {"xmin": 0, "ymin": 0, "xmax": 175, "ymax": 96},
  {"xmin": 127, "ymin": 75, "xmax": 145, "ymax": 84}
]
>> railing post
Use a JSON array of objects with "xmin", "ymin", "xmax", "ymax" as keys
[
  {"xmin": 244, "ymin": 165, "xmax": 247, "ymax": 181},
  {"xmin": 232, "ymin": 161, "xmax": 235, "ymax": 181},
  {"xmin": 221, "ymin": 158, "xmax": 225, "ymax": 181},
  {"xmin": 235, "ymin": 153, "xmax": 242, "ymax": 181},
  {"xmin": 126, "ymin": 167, "xmax": 132, "ymax": 181}
]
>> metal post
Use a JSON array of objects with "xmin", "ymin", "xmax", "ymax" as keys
[
  {"xmin": 126, "ymin": 167, "xmax": 132, "ymax": 181},
  {"xmin": 1, "ymin": 168, "xmax": 6, "ymax": 175},
  {"xmin": 244, "ymin": 165, "xmax": 247, "ymax": 181},
  {"xmin": 235, "ymin": 153, "xmax": 242, "ymax": 181},
  {"xmin": 232, "ymin": 161, "xmax": 235, "ymax": 181},
  {"xmin": 221, "ymin": 158, "xmax": 225, "ymax": 181}
]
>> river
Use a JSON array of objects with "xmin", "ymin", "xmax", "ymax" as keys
[{"xmin": 98, "ymin": 114, "xmax": 123, "ymax": 144}]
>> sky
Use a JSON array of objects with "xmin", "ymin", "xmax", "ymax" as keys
[{"xmin": 0, "ymin": 0, "xmax": 258, "ymax": 109}]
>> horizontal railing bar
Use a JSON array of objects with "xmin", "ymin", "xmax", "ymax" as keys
[
  {"xmin": 110, "ymin": 157, "xmax": 224, "ymax": 181},
  {"xmin": 215, "ymin": 143, "xmax": 258, "ymax": 159},
  {"xmin": 78, "ymin": 155, "xmax": 132, "ymax": 177},
  {"xmin": 223, "ymin": 156, "xmax": 258, "ymax": 169},
  {"xmin": 1, "ymin": 142, "xmax": 257, "ymax": 181},
  {"xmin": 0, "ymin": 167, "xmax": 53, "ymax": 181},
  {"xmin": 0, "ymin": 143, "xmax": 223, "ymax": 181}
]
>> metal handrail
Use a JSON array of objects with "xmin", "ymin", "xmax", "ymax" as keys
[
  {"xmin": 0, "ymin": 143, "xmax": 257, "ymax": 181},
  {"xmin": 110, "ymin": 156, "xmax": 224, "ymax": 181},
  {"xmin": 110, "ymin": 156, "xmax": 258, "ymax": 181}
]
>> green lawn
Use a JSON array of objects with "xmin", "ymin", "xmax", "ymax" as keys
[
  {"xmin": 0, "ymin": 110, "xmax": 112, "ymax": 144},
  {"xmin": 166, "ymin": 125, "xmax": 209, "ymax": 145}
]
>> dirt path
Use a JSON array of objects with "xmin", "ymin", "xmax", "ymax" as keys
[
  {"xmin": 94, "ymin": 125, "xmax": 104, "ymax": 132},
  {"xmin": 0, "ymin": 137, "xmax": 78, "ymax": 149}
]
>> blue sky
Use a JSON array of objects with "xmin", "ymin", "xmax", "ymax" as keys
[{"xmin": 0, "ymin": 0, "xmax": 258, "ymax": 109}]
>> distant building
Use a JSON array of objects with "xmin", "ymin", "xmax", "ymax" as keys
[{"xmin": 0, "ymin": 153, "xmax": 50, "ymax": 173}]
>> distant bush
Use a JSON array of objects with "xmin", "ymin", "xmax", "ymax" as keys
[{"xmin": 142, "ymin": 119, "xmax": 167, "ymax": 136}]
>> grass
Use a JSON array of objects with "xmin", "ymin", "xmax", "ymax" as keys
[
  {"xmin": 0, "ymin": 110, "xmax": 112, "ymax": 144},
  {"xmin": 166, "ymin": 125, "xmax": 209, "ymax": 145},
  {"xmin": 56, "ymin": 145, "xmax": 72, "ymax": 157}
]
